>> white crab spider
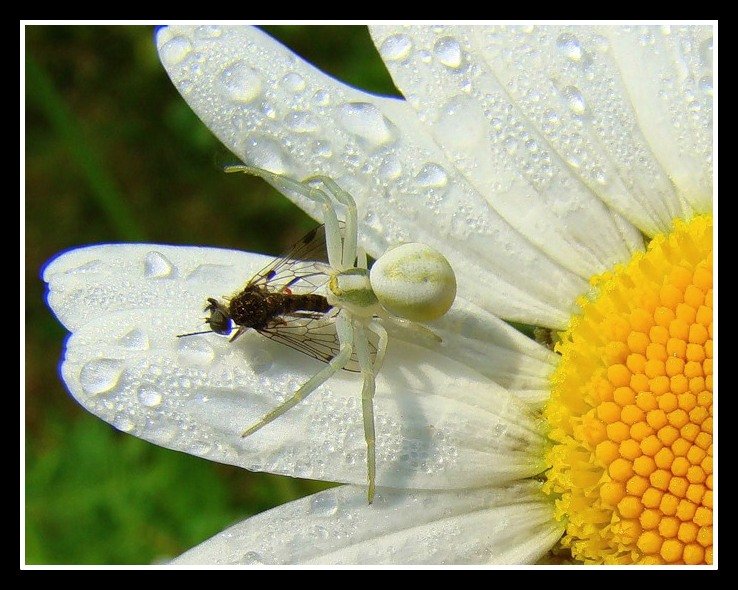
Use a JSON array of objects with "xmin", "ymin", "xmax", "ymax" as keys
[{"xmin": 224, "ymin": 165, "xmax": 457, "ymax": 503}]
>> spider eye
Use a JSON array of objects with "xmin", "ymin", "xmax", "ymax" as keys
[
  {"xmin": 369, "ymin": 243, "xmax": 456, "ymax": 322},
  {"xmin": 207, "ymin": 309, "xmax": 233, "ymax": 335}
]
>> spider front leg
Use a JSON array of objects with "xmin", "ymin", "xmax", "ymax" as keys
[
  {"xmin": 305, "ymin": 175, "xmax": 358, "ymax": 271},
  {"xmin": 224, "ymin": 165, "xmax": 344, "ymax": 269},
  {"xmin": 241, "ymin": 314, "xmax": 354, "ymax": 438}
]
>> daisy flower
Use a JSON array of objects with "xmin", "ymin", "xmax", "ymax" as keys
[{"xmin": 43, "ymin": 24, "xmax": 714, "ymax": 565}]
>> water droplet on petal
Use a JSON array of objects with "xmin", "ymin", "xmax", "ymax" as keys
[
  {"xmin": 337, "ymin": 102, "xmax": 396, "ymax": 148},
  {"xmin": 137, "ymin": 386, "xmax": 163, "ymax": 408},
  {"xmin": 113, "ymin": 414, "xmax": 135, "ymax": 433},
  {"xmin": 64, "ymin": 259, "xmax": 104, "ymax": 275},
  {"xmin": 380, "ymin": 34, "xmax": 413, "ymax": 61},
  {"xmin": 503, "ymin": 136, "xmax": 518, "ymax": 155},
  {"xmin": 241, "ymin": 551, "xmax": 265, "ymax": 565},
  {"xmin": 248, "ymin": 348, "xmax": 273, "ymax": 374},
  {"xmin": 561, "ymin": 85, "xmax": 588, "ymax": 115},
  {"xmin": 310, "ymin": 493, "xmax": 338, "ymax": 517},
  {"xmin": 379, "ymin": 156, "xmax": 402, "ymax": 181},
  {"xmin": 434, "ymin": 37, "xmax": 463, "ymax": 69},
  {"xmin": 285, "ymin": 110, "xmax": 319, "ymax": 133},
  {"xmin": 177, "ymin": 336, "xmax": 215, "ymax": 365},
  {"xmin": 418, "ymin": 50, "xmax": 432, "ymax": 63},
  {"xmin": 434, "ymin": 96, "xmax": 486, "ymax": 151},
  {"xmin": 194, "ymin": 25, "xmax": 222, "ymax": 39},
  {"xmin": 313, "ymin": 90, "xmax": 331, "ymax": 107},
  {"xmin": 593, "ymin": 167, "xmax": 609, "ymax": 186},
  {"xmin": 118, "ymin": 329, "xmax": 149, "ymax": 351},
  {"xmin": 243, "ymin": 135, "xmax": 290, "ymax": 174},
  {"xmin": 144, "ymin": 251, "xmax": 174, "ymax": 278},
  {"xmin": 159, "ymin": 36, "xmax": 193, "ymax": 67},
  {"xmin": 79, "ymin": 359, "xmax": 123, "ymax": 395},
  {"xmin": 190, "ymin": 440, "xmax": 212, "ymax": 457},
  {"xmin": 700, "ymin": 37, "xmax": 713, "ymax": 67},
  {"xmin": 415, "ymin": 163, "xmax": 448, "ymax": 188},
  {"xmin": 556, "ymin": 32, "xmax": 583, "ymax": 62},
  {"xmin": 218, "ymin": 61, "xmax": 262, "ymax": 104},
  {"xmin": 281, "ymin": 72, "xmax": 306, "ymax": 93},
  {"xmin": 313, "ymin": 140, "xmax": 332, "ymax": 158},
  {"xmin": 699, "ymin": 75, "xmax": 713, "ymax": 97}
]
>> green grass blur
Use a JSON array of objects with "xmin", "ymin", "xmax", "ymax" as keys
[{"xmin": 25, "ymin": 24, "xmax": 399, "ymax": 565}]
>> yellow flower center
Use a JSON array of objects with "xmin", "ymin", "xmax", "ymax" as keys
[{"xmin": 544, "ymin": 215, "xmax": 713, "ymax": 565}]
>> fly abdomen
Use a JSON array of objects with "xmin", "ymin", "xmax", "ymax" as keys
[
  {"xmin": 282, "ymin": 293, "xmax": 332, "ymax": 315},
  {"xmin": 229, "ymin": 287, "xmax": 332, "ymax": 331}
]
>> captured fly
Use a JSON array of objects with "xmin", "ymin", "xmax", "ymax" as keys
[{"xmin": 179, "ymin": 225, "xmax": 374, "ymax": 372}]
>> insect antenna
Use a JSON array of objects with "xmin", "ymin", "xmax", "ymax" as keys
[{"xmin": 176, "ymin": 329, "xmax": 215, "ymax": 338}]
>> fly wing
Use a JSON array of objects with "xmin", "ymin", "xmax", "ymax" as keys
[
  {"xmin": 247, "ymin": 224, "xmax": 336, "ymax": 295},
  {"xmin": 257, "ymin": 312, "xmax": 378, "ymax": 373}
]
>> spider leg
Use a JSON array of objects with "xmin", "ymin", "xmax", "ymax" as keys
[
  {"xmin": 241, "ymin": 314, "xmax": 353, "ymax": 438},
  {"xmin": 225, "ymin": 165, "xmax": 343, "ymax": 269},
  {"xmin": 305, "ymin": 175, "xmax": 358, "ymax": 271},
  {"xmin": 367, "ymin": 319, "xmax": 388, "ymax": 374},
  {"xmin": 357, "ymin": 245, "xmax": 368, "ymax": 271},
  {"xmin": 381, "ymin": 312, "xmax": 442, "ymax": 345},
  {"xmin": 354, "ymin": 322, "xmax": 377, "ymax": 504}
]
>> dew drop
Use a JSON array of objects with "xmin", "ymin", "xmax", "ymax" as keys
[
  {"xmin": 194, "ymin": 25, "xmax": 222, "ymax": 39},
  {"xmin": 700, "ymin": 37, "xmax": 713, "ymax": 67},
  {"xmin": 64, "ymin": 259, "xmax": 103, "ymax": 275},
  {"xmin": 561, "ymin": 85, "xmax": 588, "ymax": 115},
  {"xmin": 144, "ymin": 251, "xmax": 174, "ymax": 279},
  {"xmin": 699, "ymin": 75, "xmax": 713, "ymax": 97},
  {"xmin": 337, "ymin": 102, "xmax": 396, "ymax": 148},
  {"xmin": 248, "ymin": 348, "xmax": 273, "ymax": 374},
  {"xmin": 434, "ymin": 37, "xmax": 463, "ymax": 69},
  {"xmin": 380, "ymin": 34, "xmax": 413, "ymax": 62},
  {"xmin": 281, "ymin": 72, "xmax": 306, "ymax": 93},
  {"xmin": 218, "ymin": 61, "xmax": 262, "ymax": 104},
  {"xmin": 190, "ymin": 440, "xmax": 212, "ymax": 457},
  {"xmin": 113, "ymin": 414, "xmax": 135, "ymax": 433},
  {"xmin": 313, "ymin": 90, "xmax": 332, "ymax": 107},
  {"xmin": 118, "ymin": 329, "xmax": 149, "ymax": 351},
  {"xmin": 159, "ymin": 36, "xmax": 193, "ymax": 66},
  {"xmin": 593, "ymin": 167, "xmax": 609, "ymax": 186},
  {"xmin": 79, "ymin": 359, "xmax": 123, "ymax": 395},
  {"xmin": 137, "ymin": 386, "xmax": 163, "ymax": 408},
  {"xmin": 418, "ymin": 50, "xmax": 432, "ymax": 64},
  {"xmin": 434, "ymin": 96, "xmax": 486, "ymax": 151},
  {"xmin": 415, "ymin": 163, "xmax": 448, "ymax": 188},
  {"xmin": 544, "ymin": 109, "xmax": 560, "ymax": 126},
  {"xmin": 285, "ymin": 110, "xmax": 319, "ymax": 133},
  {"xmin": 177, "ymin": 336, "xmax": 215, "ymax": 365},
  {"xmin": 313, "ymin": 140, "xmax": 333, "ymax": 159},
  {"xmin": 310, "ymin": 493, "xmax": 338, "ymax": 517},
  {"xmin": 503, "ymin": 136, "xmax": 518, "ymax": 155},
  {"xmin": 591, "ymin": 34, "xmax": 610, "ymax": 53},
  {"xmin": 243, "ymin": 135, "xmax": 290, "ymax": 174},
  {"xmin": 379, "ymin": 156, "xmax": 402, "ymax": 181},
  {"xmin": 556, "ymin": 32, "xmax": 583, "ymax": 62},
  {"xmin": 241, "ymin": 551, "xmax": 265, "ymax": 565}
]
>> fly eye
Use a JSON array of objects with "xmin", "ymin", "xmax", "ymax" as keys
[{"xmin": 207, "ymin": 310, "xmax": 232, "ymax": 335}]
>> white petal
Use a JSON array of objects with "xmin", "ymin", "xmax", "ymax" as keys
[
  {"xmin": 606, "ymin": 25, "xmax": 713, "ymax": 215},
  {"xmin": 371, "ymin": 25, "xmax": 647, "ymax": 273},
  {"xmin": 44, "ymin": 244, "xmax": 547, "ymax": 490},
  {"xmin": 157, "ymin": 24, "xmax": 586, "ymax": 329},
  {"xmin": 172, "ymin": 482, "xmax": 563, "ymax": 565},
  {"xmin": 433, "ymin": 297, "xmax": 557, "ymax": 406}
]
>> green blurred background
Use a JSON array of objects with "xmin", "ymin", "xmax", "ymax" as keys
[{"xmin": 25, "ymin": 24, "xmax": 400, "ymax": 565}]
